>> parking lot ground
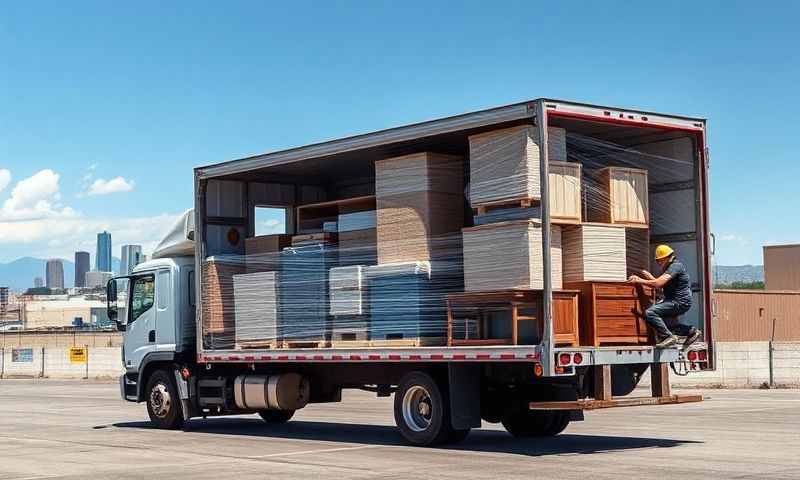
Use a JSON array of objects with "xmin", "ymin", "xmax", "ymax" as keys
[{"xmin": 0, "ymin": 379, "xmax": 798, "ymax": 479}]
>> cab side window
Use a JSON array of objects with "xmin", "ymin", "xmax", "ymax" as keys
[{"xmin": 130, "ymin": 275, "xmax": 155, "ymax": 322}]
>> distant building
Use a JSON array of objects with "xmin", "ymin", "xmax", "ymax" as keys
[
  {"xmin": 45, "ymin": 259, "xmax": 65, "ymax": 289},
  {"xmin": 74, "ymin": 251, "xmax": 90, "ymax": 288},
  {"xmin": 0, "ymin": 286, "xmax": 8, "ymax": 314},
  {"xmin": 764, "ymin": 244, "xmax": 800, "ymax": 290},
  {"xmin": 85, "ymin": 270, "xmax": 114, "ymax": 289},
  {"xmin": 96, "ymin": 231, "xmax": 112, "ymax": 272},
  {"xmin": 34, "ymin": 277, "xmax": 44, "ymax": 288},
  {"xmin": 120, "ymin": 244, "xmax": 143, "ymax": 275},
  {"xmin": 22, "ymin": 297, "xmax": 110, "ymax": 329}
]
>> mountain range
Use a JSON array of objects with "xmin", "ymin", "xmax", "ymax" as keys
[
  {"xmin": 0, "ymin": 257, "xmax": 121, "ymax": 291},
  {"xmin": 712, "ymin": 264, "xmax": 764, "ymax": 285}
]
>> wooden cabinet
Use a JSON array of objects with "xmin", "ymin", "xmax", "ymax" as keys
[
  {"xmin": 565, "ymin": 281, "xmax": 655, "ymax": 346},
  {"xmin": 549, "ymin": 161, "xmax": 582, "ymax": 224},
  {"xmin": 446, "ymin": 289, "xmax": 579, "ymax": 347}
]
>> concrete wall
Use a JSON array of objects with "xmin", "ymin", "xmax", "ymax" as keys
[
  {"xmin": 640, "ymin": 341, "xmax": 800, "ymax": 388},
  {"xmin": 0, "ymin": 346, "xmax": 121, "ymax": 379}
]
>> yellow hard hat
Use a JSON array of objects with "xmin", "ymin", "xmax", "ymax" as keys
[{"xmin": 654, "ymin": 244, "xmax": 674, "ymax": 260}]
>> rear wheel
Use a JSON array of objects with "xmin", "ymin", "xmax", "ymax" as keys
[
  {"xmin": 502, "ymin": 410, "xmax": 555, "ymax": 437},
  {"xmin": 145, "ymin": 369, "xmax": 184, "ymax": 429},
  {"xmin": 393, "ymin": 371, "xmax": 468, "ymax": 446},
  {"xmin": 258, "ymin": 410, "xmax": 295, "ymax": 424}
]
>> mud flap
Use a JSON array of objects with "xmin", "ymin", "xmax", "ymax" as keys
[{"xmin": 448, "ymin": 364, "xmax": 481, "ymax": 430}]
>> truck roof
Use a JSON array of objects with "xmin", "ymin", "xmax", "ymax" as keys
[
  {"xmin": 195, "ymin": 98, "xmax": 707, "ymax": 180},
  {"xmin": 132, "ymin": 256, "xmax": 194, "ymax": 274}
]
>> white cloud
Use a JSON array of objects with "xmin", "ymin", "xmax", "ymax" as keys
[
  {"xmin": 0, "ymin": 169, "xmax": 75, "ymax": 221},
  {"xmin": 86, "ymin": 176, "xmax": 135, "ymax": 196},
  {"xmin": 0, "ymin": 169, "xmax": 10, "ymax": 193}
]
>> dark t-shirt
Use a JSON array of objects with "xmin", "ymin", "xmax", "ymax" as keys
[{"xmin": 663, "ymin": 259, "xmax": 692, "ymax": 307}]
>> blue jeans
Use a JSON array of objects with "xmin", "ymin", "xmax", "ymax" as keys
[{"xmin": 645, "ymin": 301, "xmax": 692, "ymax": 339}]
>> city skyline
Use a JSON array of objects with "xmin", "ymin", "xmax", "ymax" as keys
[{"xmin": 95, "ymin": 231, "xmax": 112, "ymax": 272}]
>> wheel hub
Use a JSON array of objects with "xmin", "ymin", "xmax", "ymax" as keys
[
  {"xmin": 402, "ymin": 385, "xmax": 433, "ymax": 432},
  {"xmin": 150, "ymin": 383, "xmax": 172, "ymax": 418}
]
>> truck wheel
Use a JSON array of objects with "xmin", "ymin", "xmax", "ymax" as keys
[
  {"xmin": 258, "ymin": 410, "xmax": 295, "ymax": 424},
  {"xmin": 145, "ymin": 370, "xmax": 184, "ymax": 429},
  {"xmin": 502, "ymin": 410, "xmax": 554, "ymax": 437},
  {"xmin": 394, "ymin": 372, "xmax": 463, "ymax": 446},
  {"xmin": 544, "ymin": 412, "xmax": 570, "ymax": 436}
]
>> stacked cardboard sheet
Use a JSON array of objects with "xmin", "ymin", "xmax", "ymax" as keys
[
  {"xmin": 201, "ymin": 256, "xmax": 245, "ymax": 348},
  {"xmin": 468, "ymin": 125, "xmax": 566, "ymax": 206},
  {"xmin": 233, "ymin": 271, "xmax": 280, "ymax": 346},
  {"xmin": 375, "ymin": 153, "xmax": 464, "ymax": 264},
  {"xmin": 279, "ymin": 243, "xmax": 335, "ymax": 343},
  {"xmin": 561, "ymin": 224, "xmax": 627, "ymax": 283},
  {"xmin": 244, "ymin": 234, "xmax": 291, "ymax": 273},
  {"xmin": 462, "ymin": 220, "xmax": 563, "ymax": 292},
  {"xmin": 329, "ymin": 265, "xmax": 369, "ymax": 340}
]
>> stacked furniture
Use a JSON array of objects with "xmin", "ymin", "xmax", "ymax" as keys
[
  {"xmin": 233, "ymin": 271, "xmax": 280, "ymax": 348},
  {"xmin": 201, "ymin": 255, "xmax": 245, "ymax": 349},
  {"xmin": 328, "ymin": 265, "xmax": 369, "ymax": 342},
  {"xmin": 279, "ymin": 242, "xmax": 336, "ymax": 346},
  {"xmin": 585, "ymin": 166, "xmax": 649, "ymax": 226},
  {"xmin": 565, "ymin": 281, "xmax": 656, "ymax": 346},
  {"xmin": 548, "ymin": 161, "xmax": 582, "ymax": 224}
]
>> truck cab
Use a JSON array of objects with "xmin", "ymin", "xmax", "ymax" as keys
[{"xmin": 109, "ymin": 256, "xmax": 195, "ymax": 405}]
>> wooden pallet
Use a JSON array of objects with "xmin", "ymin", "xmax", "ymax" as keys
[
  {"xmin": 281, "ymin": 340, "xmax": 331, "ymax": 349},
  {"xmin": 235, "ymin": 340, "xmax": 281, "ymax": 350},
  {"xmin": 472, "ymin": 197, "xmax": 539, "ymax": 216},
  {"xmin": 330, "ymin": 337, "xmax": 447, "ymax": 348}
]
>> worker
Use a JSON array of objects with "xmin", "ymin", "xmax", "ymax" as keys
[{"xmin": 628, "ymin": 244, "xmax": 701, "ymax": 349}]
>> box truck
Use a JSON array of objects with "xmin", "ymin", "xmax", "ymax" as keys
[{"xmin": 109, "ymin": 99, "xmax": 713, "ymax": 446}]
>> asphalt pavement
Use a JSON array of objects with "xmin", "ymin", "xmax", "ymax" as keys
[{"xmin": 0, "ymin": 379, "xmax": 798, "ymax": 479}]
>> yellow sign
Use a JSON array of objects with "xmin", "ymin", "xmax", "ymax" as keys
[{"xmin": 69, "ymin": 347, "xmax": 87, "ymax": 364}]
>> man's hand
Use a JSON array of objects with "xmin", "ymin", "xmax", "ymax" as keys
[
  {"xmin": 628, "ymin": 275, "xmax": 642, "ymax": 284},
  {"xmin": 640, "ymin": 269, "xmax": 656, "ymax": 280}
]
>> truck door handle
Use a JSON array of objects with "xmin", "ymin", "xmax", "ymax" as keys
[{"xmin": 148, "ymin": 330, "xmax": 156, "ymax": 343}]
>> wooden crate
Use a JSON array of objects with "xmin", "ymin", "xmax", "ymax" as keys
[
  {"xmin": 586, "ymin": 167, "xmax": 649, "ymax": 226},
  {"xmin": 561, "ymin": 224, "xmax": 627, "ymax": 283},
  {"xmin": 468, "ymin": 125, "xmax": 567, "ymax": 206},
  {"xmin": 565, "ymin": 281, "xmax": 655, "ymax": 346},
  {"xmin": 446, "ymin": 290, "xmax": 579, "ymax": 347},
  {"xmin": 549, "ymin": 161, "xmax": 582, "ymax": 224},
  {"xmin": 462, "ymin": 220, "xmax": 562, "ymax": 292}
]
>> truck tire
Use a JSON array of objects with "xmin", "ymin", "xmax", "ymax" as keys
[
  {"xmin": 543, "ymin": 412, "xmax": 571, "ymax": 436},
  {"xmin": 258, "ymin": 410, "xmax": 295, "ymax": 424},
  {"xmin": 502, "ymin": 410, "xmax": 554, "ymax": 437},
  {"xmin": 394, "ymin": 371, "xmax": 467, "ymax": 446},
  {"xmin": 145, "ymin": 369, "xmax": 184, "ymax": 429}
]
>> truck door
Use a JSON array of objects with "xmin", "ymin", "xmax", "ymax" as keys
[
  {"xmin": 123, "ymin": 274, "xmax": 157, "ymax": 371},
  {"xmin": 155, "ymin": 269, "xmax": 177, "ymax": 352}
]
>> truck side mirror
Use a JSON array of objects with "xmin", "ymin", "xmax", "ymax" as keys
[{"xmin": 107, "ymin": 278, "xmax": 129, "ymax": 332}]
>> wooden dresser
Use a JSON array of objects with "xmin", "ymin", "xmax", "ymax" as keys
[{"xmin": 564, "ymin": 281, "xmax": 655, "ymax": 346}]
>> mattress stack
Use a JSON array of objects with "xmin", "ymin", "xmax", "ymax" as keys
[
  {"xmin": 375, "ymin": 153, "xmax": 464, "ymax": 264},
  {"xmin": 233, "ymin": 271, "xmax": 280, "ymax": 346},
  {"xmin": 462, "ymin": 220, "xmax": 563, "ymax": 292},
  {"xmin": 561, "ymin": 224, "xmax": 628, "ymax": 283}
]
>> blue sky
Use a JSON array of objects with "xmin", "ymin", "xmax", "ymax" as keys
[{"xmin": 1, "ymin": 1, "xmax": 798, "ymax": 265}]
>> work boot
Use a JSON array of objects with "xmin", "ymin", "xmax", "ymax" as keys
[
  {"xmin": 683, "ymin": 328, "xmax": 702, "ymax": 348},
  {"xmin": 655, "ymin": 335, "xmax": 678, "ymax": 349}
]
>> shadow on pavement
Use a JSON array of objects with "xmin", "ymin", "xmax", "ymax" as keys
[{"xmin": 112, "ymin": 418, "xmax": 700, "ymax": 456}]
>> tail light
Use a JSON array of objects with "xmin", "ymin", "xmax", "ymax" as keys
[
  {"xmin": 573, "ymin": 353, "xmax": 583, "ymax": 365},
  {"xmin": 687, "ymin": 351, "xmax": 698, "ymax": 361},
  {"xmin": 533, "ymin": 363, "xmax": 544, "ymax": 377},
  {"xmin": 698, "ymin": 350, "xmax": 707, "ymax": 361},
  {"xmin": 559, "ymin": 353, "xmax": 572, "ymax": 365}
]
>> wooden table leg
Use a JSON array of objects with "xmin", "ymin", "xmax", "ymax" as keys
[
  {"xmin": 651, "ymin": 362, "xmax": 671, "ymax": 397},
  {"xmin": 511, "ymin": 303, "xmax": 518, "ymax": 346},
  {"xmin": 594, "ymin": 364, "xmax": 612, "ymax": 401}
]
